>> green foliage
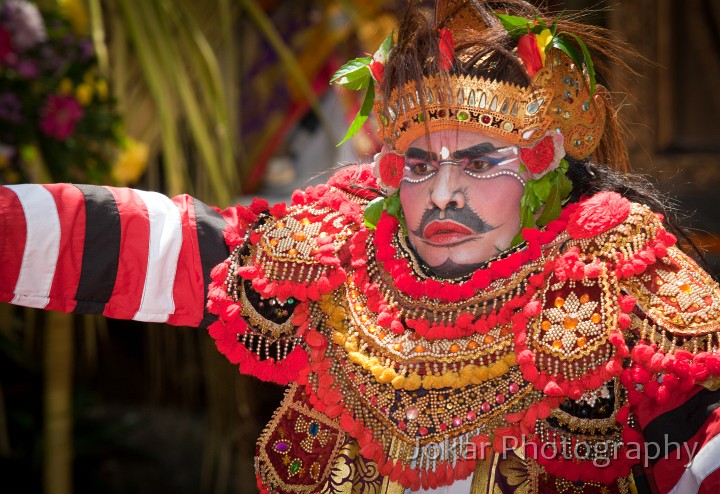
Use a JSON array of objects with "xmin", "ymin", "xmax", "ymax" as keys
[
  {"xmin": 495, "ymin": 12, "xmax": 597, "ymax": 97},
  {"xmin": 363, "ymin": 192, "xmax": 404, "ymax": 231},
  {"xmin": 331, "ymin": 31, "xmax": 394, "ymax": 146},
  {"xmin": 512, "ymin": 159, "xmax": 572, "ymax": 246}
]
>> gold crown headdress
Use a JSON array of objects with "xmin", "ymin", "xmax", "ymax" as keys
[{"xmin": 376, "ymin": 50, "xmax": 606, "ymax": 158}]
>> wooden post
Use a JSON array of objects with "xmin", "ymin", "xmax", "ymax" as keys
[{"xmin": 43, "ymin": 311, "xmax": 73, "ymax": 494}]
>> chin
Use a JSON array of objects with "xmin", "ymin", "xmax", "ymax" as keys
[{"xmin": 412, "ymin": 242, "xmax": 493, "ymax": 278}]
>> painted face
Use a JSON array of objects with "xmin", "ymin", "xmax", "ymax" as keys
[{"xmin": 399, "ymin": 130, "xmax": 526, "ymax": 278}]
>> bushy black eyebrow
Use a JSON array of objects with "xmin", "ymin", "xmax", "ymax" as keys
[
  {"xmin": 451, "ymin": 143, "xmax": 499, "ymax": 160},
  {"xmin": 406, "ymin": 147, "xmax": 437, "ymax": 161}
]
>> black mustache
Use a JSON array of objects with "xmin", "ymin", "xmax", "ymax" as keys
[{"xmin": 412, "ymin": 206, "xmax": 496, "ymax": 237}]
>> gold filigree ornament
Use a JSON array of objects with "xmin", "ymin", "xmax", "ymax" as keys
[{"xmin": 374, "ymin": 50, "xmax": 606, "ymax": 159}]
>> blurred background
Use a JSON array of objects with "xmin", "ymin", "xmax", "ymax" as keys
[{"xmin": 0, "ymin": 0, "xmax": 718, "ymax": 493}]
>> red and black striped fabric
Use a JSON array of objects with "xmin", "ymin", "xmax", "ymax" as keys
[
  {"xmin": 0, "ymin": 183, "xmax": 231, "ymax": 328},
  {"xmin": 633, "ymin": 384, "xmax": 720, "ymax": 494}
]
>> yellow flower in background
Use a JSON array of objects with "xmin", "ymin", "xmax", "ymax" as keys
[
  {"xmin": 57, "ymin": 0, "xmax": 89, "ymax": 36},
  {"xmin": 95, "ymin": 79, "xmax": 108, "ymax": 101},
  {"xmin": 59, "ymin": 78, "xmax": 73, "ymax": 95},
  {"xmin": 75, "ymin": 83, "xmax": 93, "ymax": 105},
  {"xmin": 535, "ymin": 28, "xmax": 553, "ymax": 65},
  {"xmin": 112, "ymin": 139, "xmax": 149, "ymax": 185}
]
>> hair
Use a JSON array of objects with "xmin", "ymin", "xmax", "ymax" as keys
[{"xmin": 380, "ymin": 0, "xmax": 704, "ymax": 260}]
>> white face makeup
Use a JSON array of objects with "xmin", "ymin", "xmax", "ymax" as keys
[{"xmin": 399, "ymin": 130, "xmax": 526, "ymax": 278}]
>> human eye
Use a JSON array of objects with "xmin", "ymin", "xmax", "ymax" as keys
[
  {"xmin": 466, "ymin": 158, "xmax": 493, "ymax": 173},
  {"xmin": 404, "ymin": 160, "xmax": 437, "ymax": 181}
]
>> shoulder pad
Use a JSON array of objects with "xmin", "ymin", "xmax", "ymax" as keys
[
  {"xmin": 621, "ymin": 245, "xmax": 720, "ymax": 346},
  {"xmin": 242, "ymin": 202, "xmax": 358, "ymax": 301},
  {"xmin": 564, "ymin": 197, "xmax": 673, "ymax": 265}
]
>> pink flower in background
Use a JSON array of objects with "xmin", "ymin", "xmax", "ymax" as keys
[
  {"xmin": 40, "ymin": 94, "xmax": 84, "ymax": 140},
  {"xmin": 0, "ymin": 27, "xmax": 13, "ymax": 62}
]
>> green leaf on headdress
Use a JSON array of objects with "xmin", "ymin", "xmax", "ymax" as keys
[
  {"xmin": 378, "ymin": 31, "xmax": 395, "ymax": 58},
  {"xmin": 551, "ymin": 35, "xmax": 582, "ymax": 69},
  {"xmin": 494, "ymin": 13, "xmax": 534, "ymax": 38},
  {"xmin": 337, "ymin": 81, "xmax": 375, "ymax": 146},
  {"xmin": 363, "ymin": 196, "xmax": 385, "ymax": 229},
  {"xmin": 554, "ymin": 33, "xmax": 596, "ymax": 97},
  {"xmin": 385, "ymin": 193, "xmax": 402, "ymax": 218},
  {"xmin": 536, "ymin": 182, "xmax": 562, "ymax": 226},
  {"xmin": 511, "ymin": 159, "xmax": 572, "ymax": 246},
  {"xmin": 330, "ymin": 57, "xmax": 372, "ymax": 90}
]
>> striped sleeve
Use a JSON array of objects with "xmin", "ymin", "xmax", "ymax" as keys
[
  {"xmin": 633, "ymin": 386, "xmax": 720, "ymax": 493},
  {"xmin": 0, "ymin": 183, "xmax": 231, "ymax": 328}
]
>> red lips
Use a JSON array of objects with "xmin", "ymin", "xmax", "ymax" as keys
[{"xmin": 423, "ymin": 220, "xmax": 474, "ymax": 243}]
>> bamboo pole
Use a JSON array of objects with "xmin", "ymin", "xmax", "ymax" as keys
[{"xmin": 43, "ymin": 311, "xmax": 74, "ymax": 494}]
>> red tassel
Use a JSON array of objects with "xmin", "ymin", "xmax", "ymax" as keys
[{"xmin": 543, "ymin": 381, "xmax": 565, "ymax": 397}]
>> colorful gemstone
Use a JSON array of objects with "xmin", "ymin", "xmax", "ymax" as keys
[
  {"xmin": 418, "ymin": 427, "xmax": 428, "ymax": 436},
  {"xmin": 554, "ymin": 297, "xmax": 565, "ymax": 308},
  {"xmin": 290, "ymin": 459, "xmax": 301, "ymax": 473},
  {"xmin": 577, "ymin": 336, "xmax": 587, "ymax": 347},
  {"xmin": 580, "ymin": 293, "xmax": 590, "ymax": 304},
  {"xmin": 406, "ymin": 407, "xmax": 419, "ymax": 420},
  {"xmin": 398, "ymin": 420, "xmax": 407, "ymax": 431},
  {"xmin": 541, "ymin": 320, "xmax": 551, "ymax": 331},
  {"xmin": 509, "ymin": 383, "xmax": 519, "ymax": 394},
  {"xmin": 452, "ymin": 417, "xmax": 463, "ymax": 427},
  {"xmin": 563, "ymin": 316, "xmax": 579, "ymax": 330},
  {"xmin": 466, "ymin": 341, "xmax": 479, "ymax": 350},
  {"xmin": 481, "ymin": 402, "xmax": 491, "ymax": 413},
  {"xmin": 496, "ymin": 394, "xmax": 505, "ymax": 404},
  {"xmin": 310, "ymin": 462, "xmax": 321, "ymax": 480},
  {"xmin": 481, "ymin": 115, "xmax": 491, "ymax": 124},
  {"xmin": 275, "ymin": 440, "xmax": 290, "ymax": 453},
  {"xmin": 309, "ymin": 422, "xmax": 319, "ymax": 436},
  {"xmin": 591, "ymin": 313, "xmax": 601, "ymax": 324},
  {"xmin": 483, "ymin": 335, "xmax": 495, "ymax": 344},
  {"xmin": 449, "ymin": 344, "xmax": 461, "ymax": 353},
  {"xmin": 466, "ymin": 411, "xmax": 477, "ymax": 421}
]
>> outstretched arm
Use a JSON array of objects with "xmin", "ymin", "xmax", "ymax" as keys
[{"xmin": 0, "ymin": 183, "xmax": 230, "ymax": 328}]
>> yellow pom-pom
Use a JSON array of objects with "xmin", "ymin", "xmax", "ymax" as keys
[{"xmin": 404, "ymin": 373, "xmax": 422, "ymax": 391}]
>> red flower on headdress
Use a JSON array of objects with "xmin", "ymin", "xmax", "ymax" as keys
[
  {"xmin": 368, "ymin": 59, "xmax": 384, "ymax": 85},
  {"xmin": 438, "ymin": 28, "xmax": 454, "ymax": 71},
  {"xmin": 378, "ymin": 152, "xmax": 405, "ymax": 189},
  {"xmin": 520, "ymin": 132, "xmax": 565, "ymax": 176},
  {"xmin": 517, "ymin": 33, "xmax": 543, "ymax": 77}
]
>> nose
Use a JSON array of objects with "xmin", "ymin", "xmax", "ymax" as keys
[{"xmin": 429, "ymin": 163, "xmax": 466, "ymax": 211}]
